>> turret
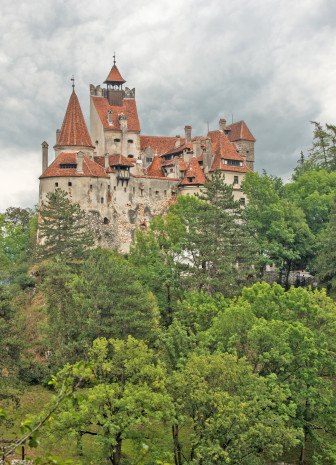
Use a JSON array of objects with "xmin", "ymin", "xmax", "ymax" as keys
[
  {"xmin": 104, "ymin": 55, "xmax": 126, "ymax": 106},
  {"xmin": 42, "ymin": 141, "xmax": 48, "ymax": 173}
]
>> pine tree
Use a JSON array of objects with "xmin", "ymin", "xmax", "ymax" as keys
[
  {"xmin": 38, "ymin": 188, "xmax": 94, "ymax": 262},
  {"xmin": 172, "ymin": 171, "xmax": 257, "ymax": 296}
]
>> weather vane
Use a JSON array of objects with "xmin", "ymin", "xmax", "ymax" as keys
[
  {"xmin": 71, "ymin": 75, "xmax": 75, "ymax": 91},
  {"xmin": 113, "ymin": 51, "xmax": 116, "ymax": 65}
]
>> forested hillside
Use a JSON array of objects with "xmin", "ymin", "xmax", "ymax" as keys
[{"xmin": 1, "ymin": 123, "xmax": 336, "ymax": 465}]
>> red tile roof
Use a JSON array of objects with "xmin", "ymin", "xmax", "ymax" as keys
[
  {"xmin": 104, "ymin": 64, "xmax": 126, "ymax": 84},
  {"xmin": 95, "ymin": 154, "xmax": 135, "ymax": 168},
  {"xmin": 91, "ymin": 97, "xmax": 140, "ymax": 131},
  {"xmin": 140, "ymin": 136, "xmax": 185, "ymax": 155},
  {"xmin": 131, "ymin": 174, "xmax": 179, "ymax": 181},
  {"xmin": 55, "ymin": 91, "xmax": 94, "ymax": 148},
  {"xmin": 207, "ymin": 130, "xmax": 251, "ymax": 173},
  {"xmin": 146, "ymin": 155, "xmax": 165, "ymax": 177},
  {"xmin": 40, "ymin": 152, "xmax": 109, "ymax": 179},
  {"xmin": 180, "ymin": 157, "xmax": 206, "ymax": 186},
  {"xmin": 179, "ymin": 160, "xmax": 188, "ymax": 171},
  {"xmin": 225, "ymin": 121, "xmax": 256, "ymax": 142}
]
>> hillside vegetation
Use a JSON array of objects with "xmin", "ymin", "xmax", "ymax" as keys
[{"xmin": 1, "ymin": 123, "xmax": 336, "ymax": 465}]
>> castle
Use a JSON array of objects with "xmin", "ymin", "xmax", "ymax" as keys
[{"xmin": 39, "ymin": 60, "xmax": 255, "ymax": 252}]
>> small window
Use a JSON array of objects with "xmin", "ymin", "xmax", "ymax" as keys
[
  {"xmin": 240, "ymin": 197, "xmax": 246, "ymax": 205},
  {"xmin": 140, "ymin": 188, "xmax": 144, "ymax": 197},
  {"xmin": 164, "ymin": 190, "xmax": 167, "ymax": 196},
  {"xmin": 101, "ymin": 197, "xmax": 104, "ymax": 204},
  {"xmin": 114, "ymin": 186, "xmax": 116, "ymax": 191},
  {"xmin": 155, "ymin": 190, "xmax": 159, "ymax": 196},
  {"xmin": 234, "ymin": 176, "xmax": 239, "ymax": 185},
  {"xmin": 146, "ymin": 157, "xmax": 153, "ymax": 163},
  {"xmin": 61, "ymin": 164, "xmax": 77, "ymax": 169},
  {"xmin": 103, "ymin": 217, "xmax": 109, "ymax": 225},
  {"xmin": 188, "ymin": 177, "xmax": 194, "ymax": 183},
  {"xmin": 95, "ymin": 140, "xmax": 99, "ymax": 145},
  {"xmin": 114, "ymin": 138, "xmax": 120, "ymax": 143},
  {"xmin": 68, "ymin": 182, "xmax": 72, "ymax": 186},
  {"xmin": 124, "ymin": 187, "xmax": 127, "ymax": 192},
  {"xmin": 55, "ymin": 182, "xmax": 58, "ymax": 187},
  {"xmin": 108, "ymin": 185, "xmax": 110, "ymax": 190},
  {"xmin": 128, "ymin": 139, "xmax": 133, "ymax": 143},
  {"xmin": 90, "ymin": 184, "xmax": 93, "ymax": 190},
  {"xmin": 170, "ymin": 168, "xmax": 174, "ymax": 173},
  {"xmin": 133, "ymin": 187, "xmax": 135, "ymax": 194},
  {"xmin": 128, "ymin": 155, "xmax": 134, "ymax": 159}
]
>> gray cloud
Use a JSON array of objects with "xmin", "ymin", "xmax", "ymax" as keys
[{"xmin": 1, "ymin": 0, "xmax": 336, "ymax": 210}]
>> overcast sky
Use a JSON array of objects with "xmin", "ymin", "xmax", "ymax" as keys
[{"xmin": 0, "ymin": 0, "xmax": 335, "ymax": 210}]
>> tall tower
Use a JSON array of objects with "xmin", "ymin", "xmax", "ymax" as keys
[{"xmin": 104, "ymin": 54, "xmax": 126, "ymax": 106}]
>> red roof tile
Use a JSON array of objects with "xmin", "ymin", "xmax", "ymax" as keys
[
  {"xmin": 104, "ymin": 64, "xmax": 126, "ymax": 84},
  {"xmin": 131, "ymin": 174, "xmax": 179, "ymax": 181},
  {"xmin": 40, "ymin": 152, "xmax": 109, "ymax": 179},
  {"xmin": 91, "ymin": 97, "xmax": 140, "ymax": 131},
  {"xmin": 225, "ymin": 121, "xmax": 256, "ymax": 142},
  {"xmin": 179, "ymin": 160, "xmax": 188, "ymax": 171},
  {"xmin": 146, "ymin": 155, "xmax": 165, "ymax": 177},
  {"xmin": 206, "ymin": 130, "xmax": 251, "ymax": 173},
  {"xmin": 95, "ymin": 154, "xmax": 135, "ymax": 168},
  {"xmin": 180, "ymin": 157, "xmax": 206, "ymax": 186},
  {"xmin": 140, "ymin": 136, "xmax": 185, "ymax": 155},
  {"xmin": 55, "ymin": 91, "xmax": 94, "ymax": 148}
]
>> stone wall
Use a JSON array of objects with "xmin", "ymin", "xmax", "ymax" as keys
[{"xmin": 233, "ymin": 140, "xmax": 255, "ymax": 171}]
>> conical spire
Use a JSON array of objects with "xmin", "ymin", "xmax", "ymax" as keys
[
  {"xmin": 55, "ymin": 91, "xmax": 94, "ymax": 148},
  {"xmin": 146, "ymin": 154, "xmax": 165, "ymax": 177},
  {"xmin": 104, "ymin": 64, "xmax": 126, "ymax": 85}
]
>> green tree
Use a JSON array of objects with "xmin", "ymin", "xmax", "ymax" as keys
[
  {"xmin": 129, "ymin": 212, "xmax": 185, "ymax": 326},
  {"xmin": 38, "ymin": 188, "xmax": 94, "ymax": 262},
  {"xmin": 285, "ymin": 169, "xmax": 336, "ymax": 236},
  {"xmin": 172, "ymin": 352, "xmax": 299, "ymax": 465},
  {"xmin": 171, "ymin": 171, "xmax": 257, "ymax": 297},
  {"xmin": 242, "ymin": 171, "xmax": 314, "ymax": 287},
  {"xmin": 313, "ymin": 198, "xmax": 336, "ymax": 295},
  {"xmin": 208, "ymin": 283, "xmax": 336, "ymax": 464},
  {"xmin": 50, "ymin": 337, "xmax": 172, "ymax": 465},
  {"xmin": 42, "ymin": 249, "xmax": 160, "ymax": 367}
]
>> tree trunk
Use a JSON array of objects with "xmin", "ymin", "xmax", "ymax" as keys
[
  {"xmin": 300, "ymin": 429, "xmax": 308, "ymax": 464},
  {"xmin": 111, "ymin": 434, "xmax": 122, "ymax": 465},
  {"xmin": 172, "ymin": 424, "xmax": 182, "ymax": 465}
]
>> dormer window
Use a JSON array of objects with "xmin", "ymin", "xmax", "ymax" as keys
[
  {"xmin": 188, "ymin": 177, "xmax": 194, "ymax": 182},
  {"xmin": 225, "ymin": 160, "xmax": 241, "ymax": 167},
  {"xmin": 60, "ymin": 164, "xmax": 77, "ymax": 169}
]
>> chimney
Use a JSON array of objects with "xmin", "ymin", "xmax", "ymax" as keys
[
  {"xmin": 175, "ymin": 135, "xmax": 181, "ymax": 148},
  {"xmin": 174, "ymin": 156, "xmax": 180, "ymax": 178},
  {"xmin": 136, "ymin": 160, "xmax": 143, "ymax": 176},
  {"xmin": 108, "ymin": 110, "xmax": 113, "ymax": 126},
  {"xmin": 204, "ymin": 137, "xmax": 213, "ymax": 173},
  {"xmin": 76, "ymin": 151, "xmax": 84, "ymax": 173},
  {"xmin": 42, "ymin": 141, "xmax": 48, "ymax": 173},
  {"xmin": 219, "ymin": 119, "xmax": 226, "ymax": 132},
  {"xmin": 184, "ymin": 125, "xmax": 192, "ymax": 143},
  {"xmin": 104, "ymin": 153, "xmax": 110, "ymax": 169},
  {"xmin": 56, "ymin": 129, "xmax": 61, "ymax": 143},
  {"xmin": 193, "ymin": 137, "xmax": 201, "ymax": 158},
  {"xmin": 119, "ymin": 113, "xmax": 128, "ymax": 157}
]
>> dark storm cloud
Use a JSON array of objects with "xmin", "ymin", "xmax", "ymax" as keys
[{"xmin": 0, "ymin": 0, "xmax": 336, "ymax": 209}]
